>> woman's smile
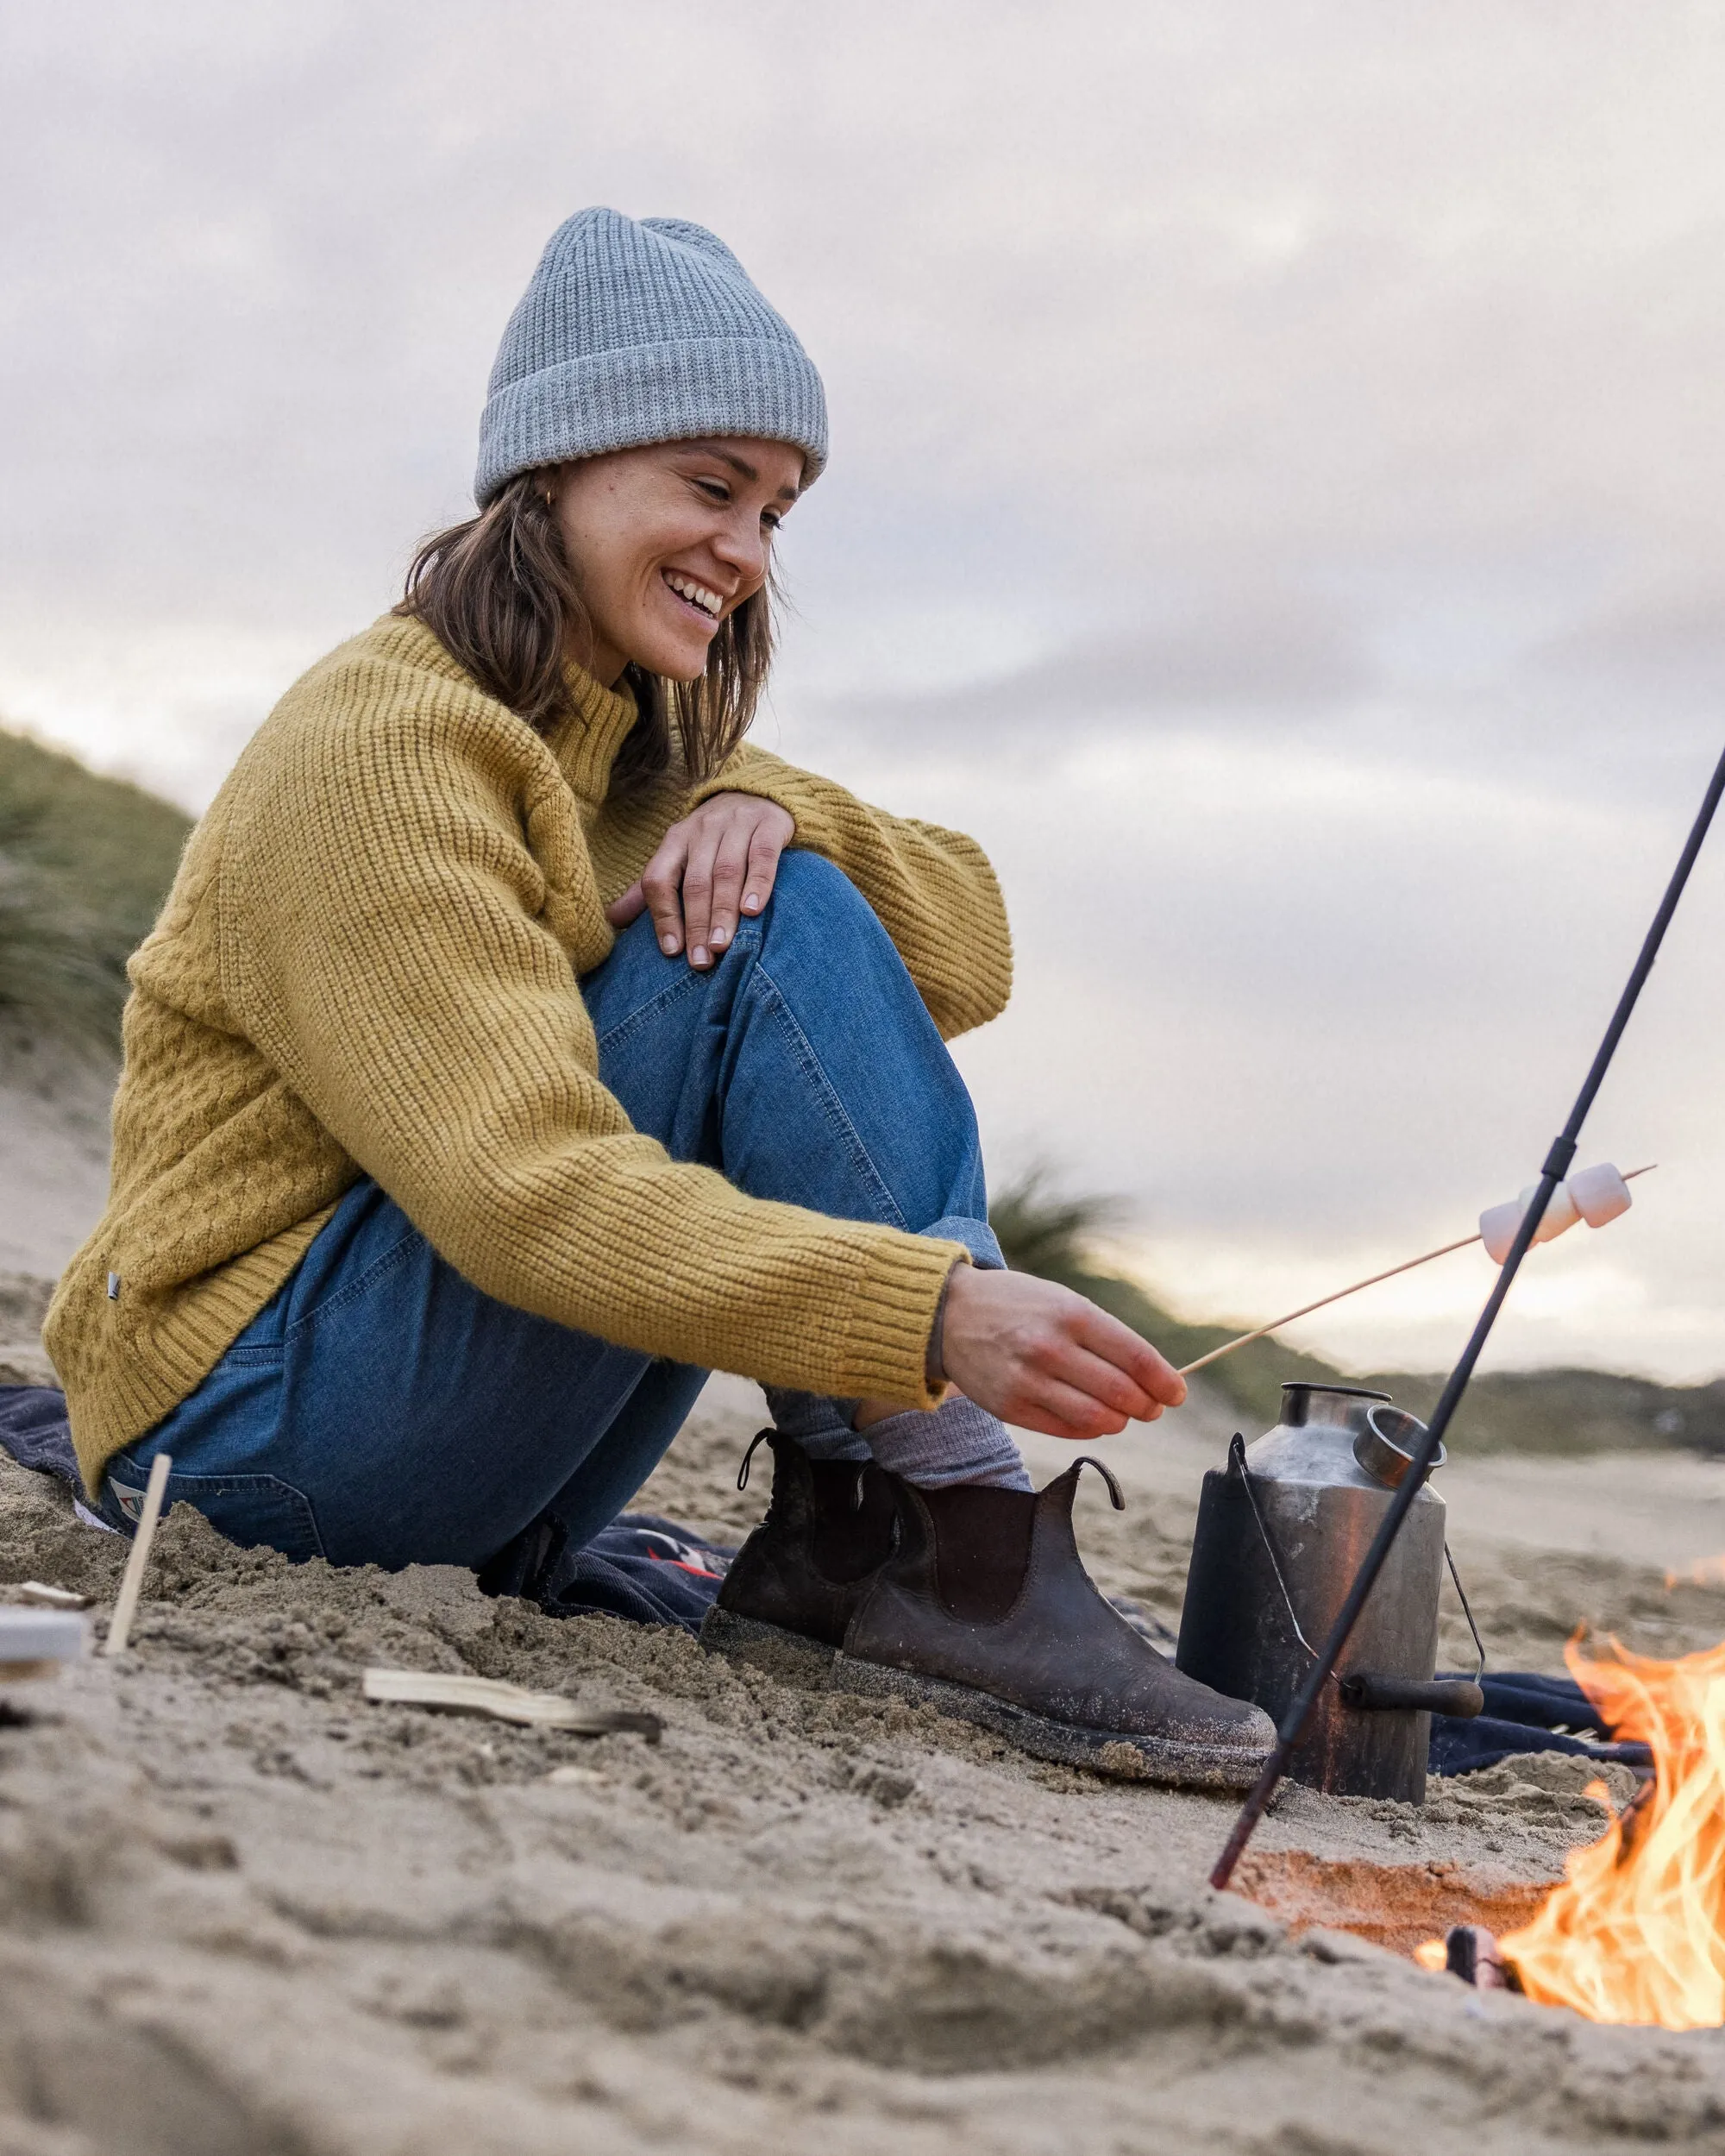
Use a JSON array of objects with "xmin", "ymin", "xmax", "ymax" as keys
[{"xmin": 662, "ymin": 568, "xmax": 727, "ymax": 623}]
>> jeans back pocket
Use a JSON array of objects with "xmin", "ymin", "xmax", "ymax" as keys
[{"xmin": 104, "ymin": 1468, "xmax": 326, "ymax": 1564}]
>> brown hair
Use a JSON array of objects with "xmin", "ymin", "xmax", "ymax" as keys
[{"xmin": 395, "ymin": 468, "xmax": 773, "ymax": 792}]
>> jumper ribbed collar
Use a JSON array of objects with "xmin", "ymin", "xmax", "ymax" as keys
[
  {"xmin": 549, "ymin": 659, "xmax": 639, "ymax": 804},
  {"xmin": 377, "ymin": 614, "xmax": 641, "ymax": 806}
]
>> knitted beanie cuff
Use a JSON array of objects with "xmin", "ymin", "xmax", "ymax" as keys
[{"xmin": 476, "ymin": 336, "xmax": 828, "ymax": 504}]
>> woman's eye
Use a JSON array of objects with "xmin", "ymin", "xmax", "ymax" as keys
[{"xmin": 695, "ymin": 479, "xmax": 729, "ymax": 502}]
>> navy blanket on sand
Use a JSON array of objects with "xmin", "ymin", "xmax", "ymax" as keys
[
  {"xmin": 0, "ymin": 1385, "xmax": 1659, "ymax": 1775},
  {"xmin": 1431, "ymin": 1671, "xmax": 1653, "ymax": 1778}
]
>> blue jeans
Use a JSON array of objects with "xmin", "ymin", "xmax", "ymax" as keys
[{"xmin": 100, "ymin": 852, "xmax": 1001, "ymax": 1573}]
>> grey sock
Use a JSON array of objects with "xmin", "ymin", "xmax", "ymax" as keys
[
  {"xmin": 762, "ymin": 1386, "xmax": 869, "ymax": 1463},
  {"xmin": 859, "ymin": 1396, "xmax": 1032, "ymax": 1491}
]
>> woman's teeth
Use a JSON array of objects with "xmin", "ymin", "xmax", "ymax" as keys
[{"xmin": 664, "ymin": 571, "xmax": 723, "ymax": 619}]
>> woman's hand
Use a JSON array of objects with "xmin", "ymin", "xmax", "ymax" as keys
[
  {"xmin": 933, "ymin": 1265, "xmax": 1187, "ymax": 1442},
  {"xmin": 605, "ymin": 792, "xmax": 795, "ymax": 968}
]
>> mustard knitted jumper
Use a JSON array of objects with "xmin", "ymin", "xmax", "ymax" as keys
[{"xmin": 46, "ymin": 615, "xmax": 1013, "ymax": 1493}]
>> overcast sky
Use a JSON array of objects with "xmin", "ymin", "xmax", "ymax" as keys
[{"xmin": 5, "ymin": 2, "xmax": 1725, "ymax": 1380}]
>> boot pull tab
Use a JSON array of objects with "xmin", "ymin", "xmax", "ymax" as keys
[
  {"xmin": 737, "ymin": 1430, "xmax": 773, "ymax": 1493},
  {"xmin": 1072, "ymin": 1455, "xmax": 1126, "ymax": 1511}
]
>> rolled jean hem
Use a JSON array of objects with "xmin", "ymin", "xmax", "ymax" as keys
[{"xmin": 922, "ymin": 1214, "xmax": 1005, "ymax": 1270}]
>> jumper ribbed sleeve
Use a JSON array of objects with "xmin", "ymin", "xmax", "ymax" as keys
[{"xmin": 46, "ymin": 616, "xmax": 1013, "ymax": 1493}]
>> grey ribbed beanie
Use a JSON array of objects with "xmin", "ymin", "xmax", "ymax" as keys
[{"xmin": 475, "ymin": 207, "xmax": 828, "ymax": 506}]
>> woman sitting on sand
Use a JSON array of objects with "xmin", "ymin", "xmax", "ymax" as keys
[{"xmin": 47, "ymin": 209, "xmax": 1271, "ymax": 1787}]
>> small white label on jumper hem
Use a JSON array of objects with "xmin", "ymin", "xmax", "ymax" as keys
[{"xmin": 110, "ymin": 1483, "xmax": 147, "ymax": 1525}]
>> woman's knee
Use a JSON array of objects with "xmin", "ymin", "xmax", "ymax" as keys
[{"xmin": 761, "ymin": 850, "xmax": 899, "ymax": 967}]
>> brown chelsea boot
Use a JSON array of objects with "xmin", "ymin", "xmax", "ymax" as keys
[
  {"xmin": 832, "ymin": 1457, "xmax": 1277, "ymax": 1788},
  {"xmin": 699, "ymin": 1430, "xmax": 899, "ymax": 1677}
]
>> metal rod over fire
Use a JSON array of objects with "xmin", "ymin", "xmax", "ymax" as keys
[{"xmin": 1210, "ymin": 742, "xmax": 1725, "ymax": 1893}]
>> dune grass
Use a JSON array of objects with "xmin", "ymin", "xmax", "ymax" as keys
[{"xmin": 0, "ymin": 728, "xmax": 191, "ymax": 1053}]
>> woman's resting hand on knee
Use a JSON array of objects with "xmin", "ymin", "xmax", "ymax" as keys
[
  {"xmin": 934, "ymin": 1265, "xmax": 1187, "ymax": 1442},
  {"xmin": 607, "ymin": 792, "xmax": 795, "ymax": 969}
]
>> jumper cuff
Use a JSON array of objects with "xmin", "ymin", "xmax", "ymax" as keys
[{"xmin": 831, "ymin": 1233, "xmax": 969, "ymax": 1411}]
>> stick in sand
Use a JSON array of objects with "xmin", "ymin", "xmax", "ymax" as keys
[
  {"xmin": 103, "ymin": 1451, "xmax": 172, "ymax": 1657},
  {"xmin": 1176, "ymin": 1166, "xmax": 1655, "ymax": 1379}
]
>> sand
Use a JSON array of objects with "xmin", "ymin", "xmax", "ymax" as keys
[
  {"xmin": 5, "ymin": 1377, "xmax": 1725, "ymax": 2154},
  {"xmin": 0, "ymin": 1033, "xmax": 113, "ymax": 1285}
]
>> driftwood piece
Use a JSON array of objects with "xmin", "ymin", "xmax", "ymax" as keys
[
  {"xmin": 361, "ymin": 1667, "xmax": 662, "ymax": 1742},
  {"xmin": 14, "ymin": 1582, "xmax": 94, "ymax": 1610}
]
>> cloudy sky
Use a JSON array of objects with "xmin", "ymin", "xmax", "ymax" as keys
[{"xmin": 5, "ymin": 2, "xmax": 1725, "ymax": 1380}]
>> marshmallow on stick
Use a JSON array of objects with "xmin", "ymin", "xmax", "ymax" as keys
[
  {"xmin": 1176, "ymin": 1163, "xmax": 1652, "ymax": 1379},
  {"xmin": 1477, "ymin": 1161, "xmax": 1636, "ymax": 1265}
]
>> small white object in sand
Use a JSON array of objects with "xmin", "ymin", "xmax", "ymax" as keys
[
  {"xmin": 0, "ymin": 1605, "xmax": 89, "ymax": 1680},
  {"xmin": 361, "ymin": 1666, "xmax": 662, "ymax": 1741},
  {"xmin": 544, "ymin": 1764, "xmax": 606, "ymax": 1787}
]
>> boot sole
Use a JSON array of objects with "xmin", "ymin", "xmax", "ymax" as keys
[
  {"xmin": 829, "ymin": 1650, "xmax": 1273, "ymax": 1791},
  {"xmin": 699, "ymin": 1606, "xmax": 837, "ymax": 1685}
]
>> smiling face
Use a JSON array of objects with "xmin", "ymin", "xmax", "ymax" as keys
[{"xmin": 548, "ymin": 437, "xmax": 803, "ymax": 686}]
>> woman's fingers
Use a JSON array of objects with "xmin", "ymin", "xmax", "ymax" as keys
[
  {"xmin": 1007, "ymin": 1376, "xmax": 1138, "ymax": 1443},
  {"xmin": 740, "ymin": 815, "xmax": 787, "ymax": 920},
  {"xmin": 681, "ymin": 840, "xmax": 716, "ymax": 966},
  {"xmin": 701, "ymin": 820, "xmax": 756, "ymax": 959},
  {"xmin": 604, "ymin": 881, "xmax": 649, "ymax": 929},
  {"xmin": 638, "ymin": 833, "xmax": 691, "ymax": 955},
  {"xmin": 989, "ymin": 1350, "xmax": 1157, "ymax": 1435},
  {"xmin": 1069, "ymin": 1305, "xmax": 1185, "ymax": 1410},
  {"xmin": 619, "ymin": 796, "xmax": 797, "ymax": 969},
  {"xmin": 681, "ymin": 798, "xmax": 794, "ymax": 967},
  {"xmin": 936, "ymin": 1267, "xmax": 1187, "ymax": 1436}
]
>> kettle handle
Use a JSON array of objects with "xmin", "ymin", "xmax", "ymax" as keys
[
  {"xmin": 1339, "ymin": 1672, "xmax": 1484, "ymax": 1718},
  {"xmin": 1226, "ymin": 1433, "xmax": 1327, "ymax": 1669}
]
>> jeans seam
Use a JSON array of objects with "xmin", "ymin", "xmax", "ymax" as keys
[
  {"xmin": 749, "ymin": 961, "xmax": 909, "ymax": 1231},
  {"xmin": 590, "ymin": 915, "xmax": 767, "ymax": 1056},
  {"xmin": 593, "ymin": 963, "xmax": 711, "ymax": 1056},
  {"xmin": 281, "ymin": 1224, "xmax": 422, "ymax": 1342}
]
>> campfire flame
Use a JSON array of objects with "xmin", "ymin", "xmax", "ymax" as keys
[
  {"xmin": 1485, "ymin": 1636, "xmax": 1725, "ymax": 2027},
  {"xmin": 1665, "ymin": 1554, "xmax": 1725, "ymax": 1591}
]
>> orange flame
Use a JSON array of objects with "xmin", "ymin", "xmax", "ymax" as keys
[
  {"xmin": 1491, "ymin": 1635, "xmax": 1725, "ymax": 2027},
  {"xmin": 1665, "ymin": 1555, "xmax": 1725, "ymax": 1590}
]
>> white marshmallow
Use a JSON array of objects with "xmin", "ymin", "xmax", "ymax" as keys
[
  {"xmin": 1479, "ymin": 1184, "xmax": 1578, "ymax": 1263},
  {"xmin": 1567, "ymin": 1160, "xmax": 1633, "ymax": 1229},
  {"xmin": 1478, "ymin": 1199, "xmax": 1526, "ymax": 1266},
  {"xmin": 1518, "ymin": 1180, "xmax": 1581, "ymax": 1243},
  {"xmin": 1478, "ymin": 1162, "xmax": 1634, "ymax": 1264}
]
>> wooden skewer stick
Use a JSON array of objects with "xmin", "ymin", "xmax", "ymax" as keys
[
  {"xmin": 103, "ymin": 1451, "xmax": 172, "ymax": 1657},
  {"xmin": 1176, "ymin": 1166, "xmax": 1656, "ymax": 1379}
]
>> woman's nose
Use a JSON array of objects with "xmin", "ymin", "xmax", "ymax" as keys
[{"xmin": 710, "ymin": 512, "xmax": 768, "ymax": 582}]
